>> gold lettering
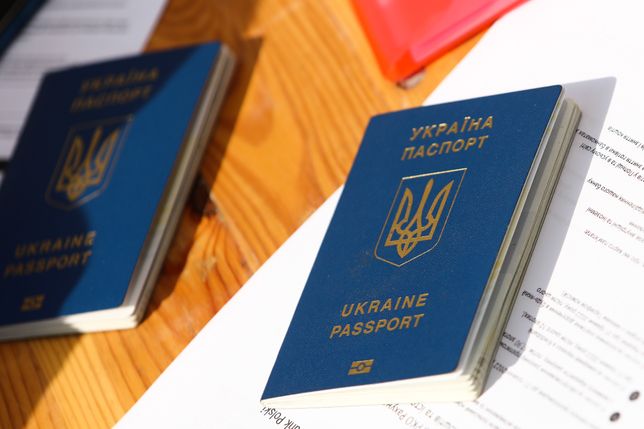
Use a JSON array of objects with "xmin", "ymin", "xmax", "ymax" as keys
[
  {"xmin": 68, "ymin": 253, "xmax": 81, "ymax": 267},
  {"xmin": 39, "ymin": 240, "xmax": 52, "ymax": 254},
  {"xmin": 439, "ymin": 141, "xmax": 451, "ymax": 154},
  {"xmin": 478, "ymin": 134, "xmax": 489, "ymax": 148},
  {"xmin": 354, "ymin": 302, "xmax": 366, "ymax": 315},
  {"xmin": 71, "ymin": 85, "xmax": 155, "ymax": 112},
  {"xmin": 56, "ymin": 254, "xmax": 69, "ymax": 269},
  {"xmin": 352, "ymin": 322, "xmax": 364, "ymax": 336},
  {"xmin": 149, "ymin": 67, "xmax": 160, "ymax": 81},
  {"xmin": 330, "ymin": 299, "xmax": 429, "ymax": 340},
  {"xmin": 387, "ymin": 317, "xmax": 400, "ymax": 330},
  {"xmin": 416, "ymin": 292, "xmax": 429, "ymax": 307},
  {"xmin": 452, "ymin": 138, "xmax": 465, "ymax": 152},
  {"xmin": 482, "ymin": 115, "xmax": 494, "ymax": 129},
  {"xmin": 460, "ymin": 116, "xmax": 471, "ymax": 132},
  {"xmin": 341, "ymin": 303, "xmax": 354, "ymax": 317},
  {"xmin": 410, "ymin": 127, "xmax": 423, "ymax": 141},
  {"xmin": 468, "ymin": 117, "xmax": 482, "ymax": 131},
  {"xmin": 400, "ymin": 316, "xmax": 412, "ymax": 329},
  {"xmin": 401, "ymin": 146, "xmax": 415, "ymax": 160},
  {"xmin": 24, "ymin": 260, "xmax": 35, "ymax": 276},
  {"xmin": 422, "ymin": 125, "xmax": 435, "ymax": 139},
  {"xmin": 447, "ymin": 121, "xmax": 459, "ymax": 135},
  {"xmin": 26, "ymin": 243, "xmax": 38, "ymax": 257},
  {"xmin": 435, "ymin": 123, "xmax": 448, "ymax": 137},
  {"xmin": 85, "ymin": 231, "xmax": 96, "ymax": 246},
  {"xmin": 427, "ymin": 143, "xmax": 439, "ymax": 156},
  {"xmin": 375, "ymin": 319, "xmax": 388, "ymax": 332},
  {"xmin": 340, "ymin": 324, "xmax": 351, "ymax": 337},
  {"xmin": 4, "ymin": 245, "xmax": 95, "ymax": 279},
  {"xmin": 51, "ymin": 239, "xmax": 63, "ymax": 252},
  {"xmin": 413, "ymin": 313, "xmax": 425, "ymax": 327},
  {"xmin": 79, "ymin": 68, "xmax": 159, "ymax": 94},
  {"xmin": 82, "ymin": 250, "xmax": 92, "ymax": 264},
  {"xmin": 46, "ymin": 257, "xmax": 57, "ymax": 271},
  {"xmin": 330, "ymin": 325, "xmax": 342, "ymax": 339},
  {"xmin": 14, "ymin": 245, "xmax": 26, "ymax": 259},
  {"xmin": 465, "ymin": 137, "xmax": 478, "ymax": 150},
  {"xmin": 70, "ymin": 235, "xmax": 83, "ymax": 248},
  {"xmin": 402, "ymin": 295, "xmax": 415, "ymax": 309}
]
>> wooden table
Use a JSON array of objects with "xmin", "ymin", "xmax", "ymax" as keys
[{"xmin": 0, "ymin": 1, "xmax": 481, "ymax": 427}]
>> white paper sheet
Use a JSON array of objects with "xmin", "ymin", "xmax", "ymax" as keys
[
  {"xmin": 117, "ymin": 0, "xmax": 644, "ymax": 427},
  {"xmin": 0, "ymin": 0, "xmax": 167, "ymax": 160}
]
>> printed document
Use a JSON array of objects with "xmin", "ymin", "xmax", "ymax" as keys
[{"xmin": 117, "ymin": 0, "xmax": 644, "ymax": 427}]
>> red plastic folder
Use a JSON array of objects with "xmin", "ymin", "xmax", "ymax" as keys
[{"xmin": 353, "ymin": 0, "xmax": 526, "ymax": 82}]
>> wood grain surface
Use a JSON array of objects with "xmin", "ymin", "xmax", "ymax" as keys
[{"xmin": 0, "ymin": 0, "xmax": 482, "ymax": 427}]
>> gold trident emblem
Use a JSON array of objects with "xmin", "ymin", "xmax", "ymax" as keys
[
  {"xmin": 54, "ymin": 126, "xmax": 120, "ymax": 202},
  {"xmin": 384, "ymin": 178, "xmax": 453, "ymax": 258}
]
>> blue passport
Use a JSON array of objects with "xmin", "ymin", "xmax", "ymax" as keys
[
  {"xmin": 0, "ymin": 42, "xmax": 234, "ymax": 340},
  {"xmin": 262, "ymin": 86, "xmax": 580, "ymax": 406}
]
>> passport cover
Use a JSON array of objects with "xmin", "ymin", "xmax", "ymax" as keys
[
  {"xmin": 0, "ymin": 42, "xmax": 225, "ymax": 325},
  {"xmin": 263, "ymin": 86, "xmax": 564, "ymax": 400}
]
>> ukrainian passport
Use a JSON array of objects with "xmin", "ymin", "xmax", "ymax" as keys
[
  {"xmin": 0, "ymin": 42, "xmax": 234, "ymax": 340},
  {"xmin": 262, "ymin": 85, "xmax": 581, "ymax": 406}
]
